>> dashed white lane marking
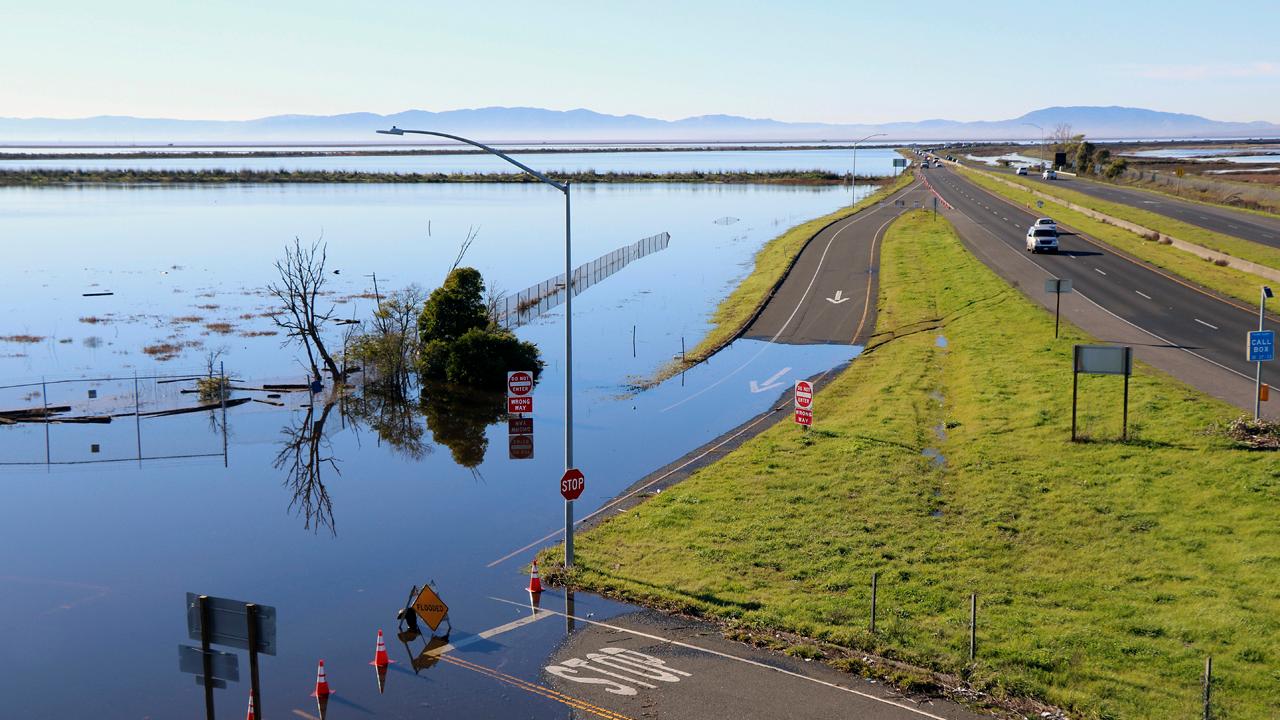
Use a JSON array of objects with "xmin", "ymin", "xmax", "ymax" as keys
[
  {"xmin": 1095, "ymin": 267, "xmax": 1107, "ymax": 276},
  {"xmin": 489, "ymin": 597, "xmax": 954, "ymax": 720},
  {"xmin": 1195, "ymin": 318, "xmax": 1219, "ymax": 330},
  {"xmin": 1135, "ymin": 290, "xmax": 1153, "ymax": 300}
]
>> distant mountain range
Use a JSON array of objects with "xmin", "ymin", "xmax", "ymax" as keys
[{"xmin": 2, "ymin": 106, "xmax": 1278, "ymax": 144}]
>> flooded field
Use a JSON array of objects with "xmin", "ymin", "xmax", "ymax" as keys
[
  {"xmin": 0, "ymin": 180, "xmax": 867, "ymax": 717},
  {"xmin": 0, "ymin": 146, "xmax": 906, "ymax": 176}
]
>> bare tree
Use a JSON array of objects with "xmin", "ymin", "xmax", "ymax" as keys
[
  {"xmin": 449, "ymin": 225, "xmax": 481, "ymax": 273},
  {"xmin": 268, "ymin": 239, "xmax": 343, "ymax": 383},
  {"xmin": 1050, "ymin": 123, "xmax": 1074, "ymax": 149}
]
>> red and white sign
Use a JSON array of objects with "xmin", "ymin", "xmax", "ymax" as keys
[
  {"xmin": 507, "ymin": 370, "xmax": 534, "ymax": 414},
  {"xmin": 794, "ymin": 380, "xmax": 814, "ymax": 426},
  {"xmin": 560, "ymin": 468, "xmax": 585, "ymax": 501},
  {"xmin": 509, "ymin": 434, "xmax": 534, "ymax": 460}
]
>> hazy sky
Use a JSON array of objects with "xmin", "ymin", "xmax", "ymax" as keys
[{"xmin": 4, "ymin": 0, "xmax": 1278, "ymax": 123}]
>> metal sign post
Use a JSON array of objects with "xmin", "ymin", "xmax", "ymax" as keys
[
  {"xmin": 1045, "ymin": 278, "xmax": 1073, "ymax": 339},
  {"xmin": 185, "ymin": 593, "xmax": 277, "ymax": 720},
  {"xmin": 1072, "ymin": 345, "xmax": 1134, "ymax": 441},
  {"xmin": 1250, "ymin": 286, "xmax": 1275, "ymax": 419}
]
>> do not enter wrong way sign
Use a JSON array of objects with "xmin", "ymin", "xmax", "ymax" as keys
[
  {"xmin": 508, "ymin": 370, "xmax": 534, "ymax": 414},
  {"xmin": 560, "ymin": 468, "xmax": 585, "ymax": 501},
  {"xmin": 794, "ymin": 380, "xmax": 813, "ymax": 426}
]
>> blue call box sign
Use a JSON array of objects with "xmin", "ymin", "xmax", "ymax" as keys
[{"xmin": 1248, "ymin": 330, "xmax": 1275, "ymax": 362}]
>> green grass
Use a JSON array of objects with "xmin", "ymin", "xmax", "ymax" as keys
[
  {"xmin": 959, "ymin": 167, "xmax": 1274, "ymax": 307},
  {"xmin": 965, "ymin": 166, "xmax": 1280, "ymax": 271},
  {"xmin": 556, "ymin": 211, "xmax": 1280, "ymax": 718},
  {"xmin": 648, "ymin": 169, "xmax": 915, "ymax": 383}
]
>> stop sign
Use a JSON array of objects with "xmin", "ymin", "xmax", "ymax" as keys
[{"xmin": 560, "ymin": 468, "xmax": 585, "ymax": 501}]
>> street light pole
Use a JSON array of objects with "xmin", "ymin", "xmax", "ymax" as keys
[
  {"xmin": 1023, "ymin": 122, "xmax": 1045, "ymax": 169},
  {"xmin": 851, "ymin": 133, "xmax": 887, "ymax": 206},
  {"xmin": 377, "ymin": 127, "xmax": 578, "ymax": 567}
]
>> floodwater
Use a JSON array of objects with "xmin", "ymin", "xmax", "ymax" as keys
[
  {"xmin": 1123, "ymin": 145, "xmax": 1280, "ymax": 163},
  {"xmin": 0, "ymin": 180, "xmax": 867, "ymax": 717},
  {"xmin": 0, "ymin": 147, "xmax": 906, "ymax": 176}
]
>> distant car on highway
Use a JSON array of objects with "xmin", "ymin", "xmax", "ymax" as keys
[
  {"xmin": 1033, "ymin": 217, "xmax": 1057, "ymax": 231},
  {"xmin": 933, "ymin": 161, "xmax": 942, "ymax": 168},
  {"xmin": 1015, "ymin": 166, "xmax": 1028, "ymax": 175},
  {"xmin": 1026, "ymin": 226, "xmax": 1059, "ymax": 253},
  {"xmin": 1042, "ymin": 169, "xmax": 1057, "ymax": 180}
]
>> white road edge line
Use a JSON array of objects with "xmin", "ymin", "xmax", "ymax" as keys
[
  {"xmin": 425, "ymin": 611, "xmax": 554, "ymax": 657},
  {"xmin": 1195, "ymin": 318, "xmax": 1219, "ymax": 330},
  {"xmin": 942, "ymin": 174, "xmax": 1257, "ymax": 384},
  {"xmin": 488, "ymin": 597, "xmax": 952, "ymax": 720}
]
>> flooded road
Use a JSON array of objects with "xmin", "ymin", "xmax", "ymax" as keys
[{"xmin": 0, "ymin": 180, "xmax": 871, "ymax": 717}]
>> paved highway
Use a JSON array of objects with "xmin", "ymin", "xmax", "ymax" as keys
[
  {"xmin": 923, "ymin": 165, "xmax": 1276, "ymax": 412},
  {"xmin": 972, "ymin": 161, "xmax": 1280, "ymax": 251},
  {"xmin": 745, "ymin": 180, "xmax": 928, "ymax": 344}
]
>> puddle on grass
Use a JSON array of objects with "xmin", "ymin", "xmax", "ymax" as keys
[
  {"xmin": 928, "ymin": 389, "xmax": 944, "ymax": 404},
  {"xmin": 933, "ymin": 422, "xmax": 947, "ymax": 440},
  {"xmin": 921, "ymin": 447, "xmax": 946, "ymax": 468},
  {"xmin": 935, "ymin": 335, "xmax": 948, "ymax": 348},
  {"xmin": 930, "ymin": 509, "xmax": 944, "ymax": 518}
]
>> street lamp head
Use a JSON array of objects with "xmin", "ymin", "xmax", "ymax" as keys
[
  {"xmin": 377, "ymin": 126, "xmax": 405, "ymax": 136},
  {"xmin": 1265, "ymin": 286, "xmax": 1274, "ymax": 299}
]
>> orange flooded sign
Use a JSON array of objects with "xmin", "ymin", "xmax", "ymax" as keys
[{"xmin": 413, "ymin": 585, "xmax": 449, "ymax": 631}]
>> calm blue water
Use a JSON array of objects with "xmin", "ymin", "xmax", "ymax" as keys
[
  {"xmin": 0, "ymin": 180, "xmax": 871, "ymax": 717},
  {"xmin": 0, "ymin": 147, "xmax": 905, "ymax": 176},
  {"xmin": 1124, "ymin": 145, "xmax": 1280, "ymax": 163}
]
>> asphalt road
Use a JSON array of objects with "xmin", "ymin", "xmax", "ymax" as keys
[
  {"xmin": 745, "ymin": 180, "xmax": 927, "ymax": 344},
  {"xmin": 923, "ymin": 165, "xmax": 1276, "ymax": 412},
  {"xmin": 543, "ymin": 605, "xmax": 989, "ymax": 720},
  {"xmin": 976, "ymin": 162, "xmax": 1280, "ymax": 250}
]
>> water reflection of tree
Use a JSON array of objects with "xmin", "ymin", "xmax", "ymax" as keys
[
  {"xmin": 275, "ymin": 401, "xmax": 339, "ymax": 534},
  {"xmin": 418, "ymin": 381, "xmax": 507, "ymax": 469},
  {"xmin": 342, "ymin": 388, "xmax": 430, "ymax": 461}
]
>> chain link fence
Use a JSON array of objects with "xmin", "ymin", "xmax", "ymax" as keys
[{"xmin": 495, "ymin": 232, "xmax": 671, "ymax": 329}]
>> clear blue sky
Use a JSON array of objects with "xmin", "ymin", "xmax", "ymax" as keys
[{"xmin": 4, "ymin": 0, "xmax": 1277, "ymax": 123}]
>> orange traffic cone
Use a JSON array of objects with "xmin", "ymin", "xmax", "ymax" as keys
[
  {"xmin": 310, "ymin": 659, "xmax": 333, "ymax": 697},
  {"xmin": 527, "ymin": 558, "xmax": 543, "ymax": 594},
  {"xmin": 370, "ymin": 629, "xmax": 394, "ymax": 667},
  {"xmin": 375, "ymin": 662, "xmax": 388, "ymax": 695},
  {"xmin": 245, "ymin": 692, "xmax": 255, "ymax": 720}
]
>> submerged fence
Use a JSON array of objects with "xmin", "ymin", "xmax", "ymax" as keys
[
  {"xmin": 495, "ymin": 231, "xmax": 671, "ymax": 329},
  {"xmin": 0, "ymin": 370, "xmax": 229, "ymax": 466}
]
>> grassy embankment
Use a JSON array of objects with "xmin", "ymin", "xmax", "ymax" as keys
[
  {"xmin": 958, "ymin": 166, "xmax": 1277, "ymax": 306},
  {"xmin": 645, "ymin": 169, "xmax": 915, "ymax": 384},
  {"xmin": 551, "ymin": 211, "xmax": 1280, "ymax": 718},
  {"xmin": 0, "ymin": 168, "xmax": 872, "ymax": 186}
]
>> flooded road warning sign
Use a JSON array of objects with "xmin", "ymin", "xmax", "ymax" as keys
[{"xmin": 413, "ymin": 585, "xmax": 450, "ymax": 632}]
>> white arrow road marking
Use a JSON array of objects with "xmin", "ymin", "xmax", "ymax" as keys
[
  {"xmin": 749, "ymin": 367, "xmax": 792, "ymax": 394},
  {"xmin": 826, "ymin": 290, "xmax": 850, "ymax": 304}
]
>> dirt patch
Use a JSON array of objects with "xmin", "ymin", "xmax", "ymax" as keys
[
  {"xmin": 0, "ymin": 334, "xmax": 45, "ymax": 343},
  {"xmin": 204, "ymin": 322, "xmax": 235, "ymax": 335},
  {"xmin": 141, "ymin": 340, "xmax": 203, "ymax": 361}
]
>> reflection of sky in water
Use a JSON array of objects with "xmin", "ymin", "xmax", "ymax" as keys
[
  {"xmin": 0, "ymin": 181, "xmax": 878, "ymax": 383},
  {"xmin": 1124, "ymin": 146, "xmax": 1280, "ymax": 163},
  {"xmin": 0, "ymin": 179, "xmax": 872, "ymax": 717},
  {"xmin": 0, "ymin": 147, "xmax": 906, "ymax": 175}
]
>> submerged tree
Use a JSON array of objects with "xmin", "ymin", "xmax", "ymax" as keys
[
  {"xmin": 419, "ymin": 380, "xmax": 507, "ymax": 468},
  {"xmin": 416, "ymin": 267, "xmax": 543, "ymax": 390},
  {"xmin": 268, "ymin": 239, "xmax": 343, "ymax": 383},
  {"xmin": 348, "ymin": 285, "xmax": 425, "ymax": 395}
]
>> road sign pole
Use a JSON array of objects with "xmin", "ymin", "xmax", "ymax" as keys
[
  {"xmin": 246, "ymin": 603, "xmax": 262, "ymax": 720},
  {"xmin": 199, "ymin": 595, "xmax": 215, "ymax": 720},
  {"xmin": 564, "ymin": 183, "xmax": 575, "ymax": 569},
  {"xmin": 1257, "ymin": 287, "xmax": 1268, "ymax": 420},
  {"xmin": 1123, "ymin": 347, "xmax": 1131, "ymax": 441},
  {"xmin": 1055, "ymin": 289, "xmax": 1061, "ymax": 339},
  {"xmin": 1071, "ymin": 347, "xmax": 1079, "ymax": 441}
]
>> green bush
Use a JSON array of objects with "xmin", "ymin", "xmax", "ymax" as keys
[
  {"xmin": 415, "ymin": 266, "xmax": 544, "ymax": 389},
  {"xmin": 418, "ymin": 267, "xmax": 488, "ymax": 344}
]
